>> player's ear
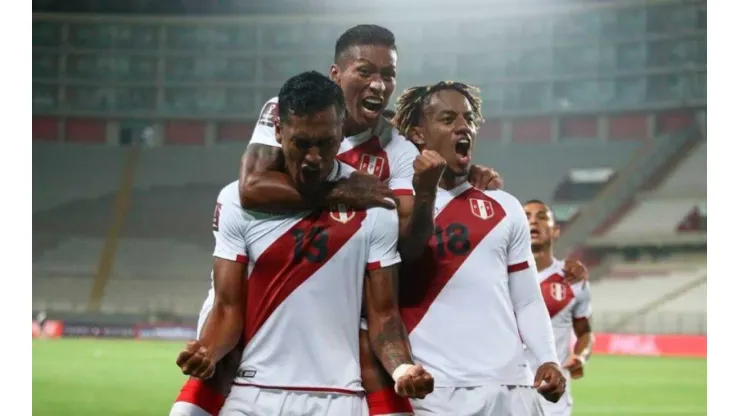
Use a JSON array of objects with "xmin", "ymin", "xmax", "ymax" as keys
[
  {"xmin": 275, "ymin": 122, "xmax": 283, "ymax": 145},
  {"xmin": 329, "ymin": 63, "xmax": 341, "ymax": 84},
  {"xmin": 552, "ymin": 224, "xmax": 561, "ymax": 240},
  {"xmin": 409, "ymin": 126, "xmax": 425, "ymax": 146}
]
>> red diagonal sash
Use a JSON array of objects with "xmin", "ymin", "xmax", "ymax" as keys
[
  {"xmin": 244, "ymin": 209, "xmax": 367, "ymax": 342},
  {"xmin": 400, "ymin": 188, "xmax": 506, "ymax": 333}
]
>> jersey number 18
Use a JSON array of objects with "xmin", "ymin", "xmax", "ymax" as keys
[{"xmin": 434, "ymin": 223, "xmax": 471, "ymax": 257}]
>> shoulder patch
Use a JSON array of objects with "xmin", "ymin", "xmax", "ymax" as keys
[
  {"xmin": 213, "ymin": 203, "xmax": 222, "ymax": 231},
  {"xmin": 258, "ymin": 102, "xmax": 278, "ymax": 128}
]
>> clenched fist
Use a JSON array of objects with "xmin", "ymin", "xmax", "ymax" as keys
[
  {"xmin": 393, "ymin": 364, "xmax": 435, "ymax": 399},
  {"xmin": 562, "ymin": 259, "xmax": 588, "ymax": 284},
  {"xmin": 176, "ymin": 340, "xmax": 216, "ymax": 380},
  {"xmin": 412, "ymin": 150, "xmax": 447, "ymax": 193},
  {"xmin": 563, "ymin": 354, "xmax": 585, "ymax": 380},
  {"xmin": 534, "ymin": 362, "xmax": 566, "ymax": 403}
]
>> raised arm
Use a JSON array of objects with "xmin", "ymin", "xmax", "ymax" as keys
[
  {"xmin": 176, "ymin": 195, "xmax": 248, "ymax": 379},
  {"xmin": 397, "ymin": 149, "xmax": 446, "ymax": 261}
]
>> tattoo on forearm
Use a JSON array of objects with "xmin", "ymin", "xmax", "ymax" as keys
[{"xmin": 371, "ymin": 314, "xmax": 413, "ymax": 373}]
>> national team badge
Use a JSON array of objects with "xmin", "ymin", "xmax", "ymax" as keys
[
  {"xmin": 330, "ymin": 204, "xmax": 356, "ymax": 224},
  {"xmin": 469, "ymin": 198, "xmax": 495, "ymax": 220},
  {"xmin": 212, "ymin": 203, "xmax": 222, "ymax": 231},
  {"xmin": 550, "ymin": 282, "xmax": 566, "ymax": 301},
  {"xmin": 359, "ymin": 154, "xmax": 386, "ymax": 177}
]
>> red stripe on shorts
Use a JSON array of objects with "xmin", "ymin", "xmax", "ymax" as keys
[
  {"xmin": 367, "ymin": 387, "xmax": 414, "ymax": 415},
  {"xmin": 174, "ymin": 378, "xmax": 226, "ymax": 416}
]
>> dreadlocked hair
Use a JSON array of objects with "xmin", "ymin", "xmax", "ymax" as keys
[{"xmin": 392, "ymin": 81, "xmax": 484, "ymax": 139}]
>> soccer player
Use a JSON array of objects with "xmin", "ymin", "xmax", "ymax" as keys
[
  {"xmin": 389, "ymin": 82, "xmax": 566, "ymax": 415},
  {"xmin": 174, "ymin": 71, "xmax": 434, "ymax": 415},
  {"xmin": 172, "ymin": 25, "xmax": 500, "ymax": 416},
  {"xmin": 523, "ymin": 200, "xmax": 595, "ymax": 416}
]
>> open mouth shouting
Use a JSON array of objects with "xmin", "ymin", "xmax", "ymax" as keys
[
  {"xmin": 360, "ymin": 96, "xmax": 384, "ymax": 117},
  {"xmin": 455, "ymin": 136, "xmax": 472, "ymax": 166}
]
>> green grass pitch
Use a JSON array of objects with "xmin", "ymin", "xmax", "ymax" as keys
[{"xmin": 32, "ymin": 339, "xmax": 706, "ymax": 415}]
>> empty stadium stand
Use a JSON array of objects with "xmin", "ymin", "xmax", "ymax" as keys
[
  {"xmin": 603, "ymin": 199, "xmax": 705, "ymax": 240},
  {"xmin": 588, "ymin": 138, "xmax": 706, "ymax": 247},
  {"xmin": 589, "ymin": 255, "xmax": 706, "ymax": 335},
  {"xmin": 475, "ymin": 141, "xmax": 641, "ymax": 202}
]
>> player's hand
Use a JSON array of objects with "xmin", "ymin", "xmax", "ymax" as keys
[
  {"xmin": 329, "ymin": 172, "xmax": 396, "ymax": 210},
  {"xmin": 468, "ymin": 164, "xmax": 504, "ymax": 190},
  {"xmin": 563, "ymin": 355, "xmax": 585, "ymax": 380},
  {"xmin": 563, "ymin": 259, "xmax": 588, "ymax": 284},
  {"xmin": 534, "ymin": 362, "xmax": 566, "ymax": 403},
  {"xmin": 412, "ymin": 150, "xmax": 446, "ymax": 193},
  {"xmin": 201, "ymin": 344, "xmax": 244, "ymax": 396},
  {"xmin": 176, "ymin": 340, "xmax": 216, "ymax": 380},
  {"xmin": 393, "ymin": 364, "xmax": 435, "ymax": 399}
]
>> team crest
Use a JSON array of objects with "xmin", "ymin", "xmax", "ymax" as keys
[
  {"xmin": 359, "ymin": 154, "xmax": 386, "ymax": 177},
  {"xmin": 550, "ymin": 282, "xmax": 566, "ymax": 301},
  {"xmin": 469, "ymin": 198, "xmax": 495, "ymax": 220},
  {"xmin": 329, "ymin": 204, "xmax": 356, "ymax": 224},
  {"xmin": 257, "ymin": 102, "xmax": 278, "ymax": 127}
]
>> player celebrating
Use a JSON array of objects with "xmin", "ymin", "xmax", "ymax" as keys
[
  {"xmin": 174, "ymin": 71, "xmax": 433, "ymax": 415},
  {"xmin": 523, "ymin": 200, "xmax": 595, "ymax": 416},
  {"xmin": 240, "ymin": 27, "xmax": 498, "ymax": 415},
  {"xmin": 391, "ymin": 82, "xmax": 566, "ymax": 415},
  {"xmin": 171, "ymin": 25, "xmax": 500, "ymax": 416}
]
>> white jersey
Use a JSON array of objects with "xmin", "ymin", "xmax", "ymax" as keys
[
  {"xmin": 250, "ymin": 97, "xmax": 418, "ymax": 196},
  {"xmin": 399, "ymin": 182, "xmax": 542, "ymax": 387},
  {"xmin": 212, "ymin": 161, "xmax": 401, "ymax": 393},
  {"xmin": 526, "ymin": 259, "xmax": 592, "ymax": 407}
]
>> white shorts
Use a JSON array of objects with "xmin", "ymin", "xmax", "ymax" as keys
[
  {"xmin": 197, "ymin": 288, "xmax": 215, "ymax": 338},
  {"xmin": 170, "ymin": 402, "xmax": 212, "ymax": 416},
  {"xmin": 411, "ymin": 384, "xmax": 545, "ymax": 416},
  {"xmin": 539, "ymin": 395, "xmax": 572, "ymax": 416},
  {"xmin": 221, "ymin": 385, "xmax": 368, "ymax": 416}
]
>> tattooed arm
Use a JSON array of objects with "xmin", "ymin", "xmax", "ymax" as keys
[
  {"xmin": 239, "ymin": 143, "xmax": 396, "ymax": 212},
  {"xmin": 239, "ymin": 99, "xmax": 332, "ymax": 211},
  {"xmin": 238, "ymin": 142, "xmax": 322, "ymax": 211},
  {"xmin": 365, "ymin": 265, "xmax": 434, "ymax": 398},
  {"xmin": 365, "ymin": 265, "xmax": 413, "ymax": 372},
  {"xmin": 364, "ymin": 207, "xmax": 434, "ymax": 398}
]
